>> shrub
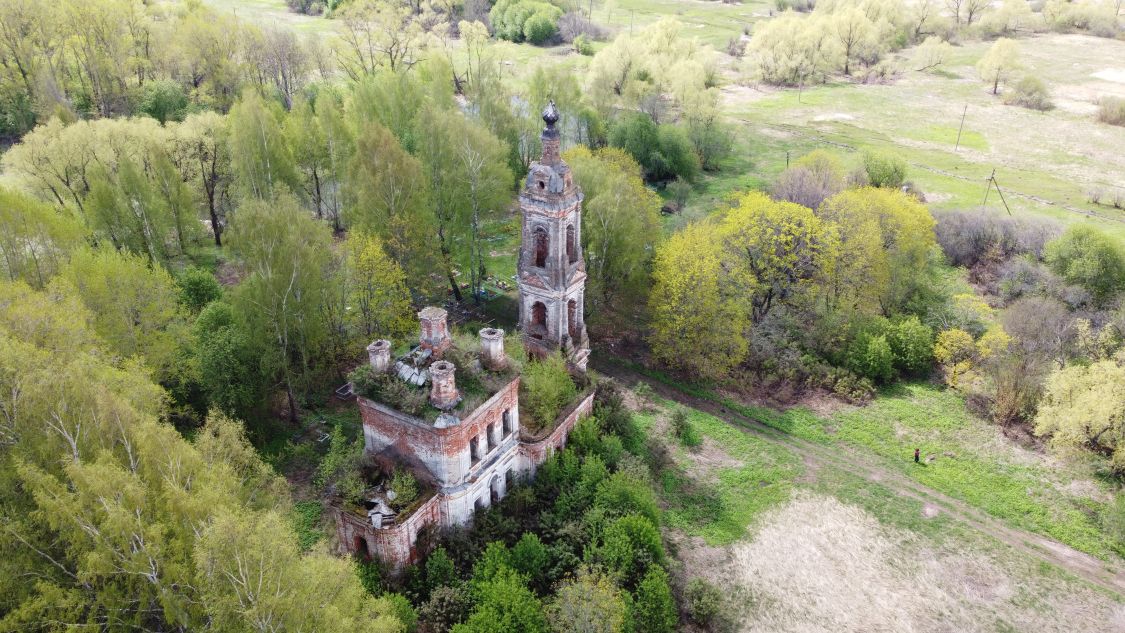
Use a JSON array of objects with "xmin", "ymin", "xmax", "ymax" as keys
[
  {"xmin": 862, "ymin": 151, "xmax": 907, "ymax": 189},
  {"xmin": 934, "ymin": 209, "xmax": 1061, "ymax": 268},
  {"xmin": 315, "ymin": 426, "xmax": 367, "ymax": 505},
  {"xmin": 388, "ymin": 468, "xmax": 419, "ymax": 510},
  {"xmin": 887, "ymin": 316, "xmax": 934, "ymax": 375},
  {"xmin": 1097, "ymin": 97, "xmax": 1125, "ymax": 127},
  {"xmin": 521, "ymin": 353, "xmax": 578, "ymax": 430},
  {"xmin": 592, "ymin": 514, "xmax": 665, "ymax": 588},
  {"xmin": 574, "ymin": 33, "xmax": 594, "ymax": 55},
  {"xmin": 177, "ymin": 267, "xmax": 223, "ymax": 313},
  {"xmin": 523, "ymin": 10, "xmax": 559, "ymax": 44},
  {"xmin": 609, "ymin": 113, "xmax": 701, "ymax": 183},
  {"xmin": 1044, "ymin": 225, "xmax": 1125, "ymax": 303},
  {"xmin": 856, "ymin": 334, "xmax": 895, "ymax": 383},
  {"xmin": 684, "ymin": 578, "xmax": 725, "ymax": 627},
  {"xmin": 632, "ymin": 566, "xmax": 677, "ymax": 633},
  {"xmin": 1003, "ymin": 76, "xmax": 1054, "ymax": 111},
  {"xmin": 669, "ymin": 408, "xmax": 701, "ymax": 448},
  {"xmin": 140, "ymin": 79, "xmax": 188, "ymax": 124},
  {"xmin": 489, "ymin": 0, "xmax": 562, "ymax": 44},
  {"xmin": 419, "ymin": 585, "xmax": 472, "ymax": 632},
  {"xmin": 688, "ymin": 119, "xmax": 734, "ymax": 171},
  {"xmin": 292, "ymin": 501, "xmax": 325, "ymax": 552},
  {"xmin": 772, "ymin": 149, "xmax": 846, "ymax": 209}
]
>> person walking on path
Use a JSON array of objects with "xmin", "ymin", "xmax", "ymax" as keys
[{"xmin": 914, "ymin": 448, "xmax": 920, "ymax": 464}]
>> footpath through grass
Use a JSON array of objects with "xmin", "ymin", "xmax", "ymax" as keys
[{"xmin": 623, "ymin": 361, "xmax": 1119, "ymax": 560}]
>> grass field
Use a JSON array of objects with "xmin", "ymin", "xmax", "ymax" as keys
[
  {"xmin": 715, "ymin": 33, "xmax": 1125, "ymax": 241},
  {"xmin": 637, "ymin": 395, "xmax": 1125, "ymax": 631},
  {"xmin": 201, "ymin": 0, "xmax": 336, "ymax": 32},
  {"xmin": 626, "ymin": 363, "xmax": 1120, "ymax": 560}
]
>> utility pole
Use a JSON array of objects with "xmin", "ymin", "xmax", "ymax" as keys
[
  {"xmin": 954, "ymin": 103, "xmax": 968, "ymax": 152},
  {"xmin": 981, "ymin": 169, "xmax": 1012, "ymax": 215}
]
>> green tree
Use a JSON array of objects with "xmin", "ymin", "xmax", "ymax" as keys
[
  {"xmin": 1034, "ymin": 359, "xmax": 1125, "ymax": 473},
  {"xmin": 510, "ymin": 533, "xmax": 550, "ymax": 589},
  {"xmin": 721, "ymin": 191, "xmax": 838, "ymax": 323},
  {"xmin": 285, "ymin": 96, "xmax": 332, "ymax": 222},
  {"xmin": 608, "ymin": 113, "xmax": 700, "ymax": 183},
  {"xmin": 177, "ymin": 267, "xmax": 223, "ymax": 314},
  {"xmin": 1044, "ymin": 225, "xmax": 1125, "ymax": 304},
  {"xmin": 170, "ymin": 112, "xmax": 233, "ymax": 247},
  {"xmin": 425, "ymin": 547, "xmax": 458, "ymax": 593},
  {"xmin": 195, "ymin": 510, "xmax": 405, "ymax": 632},
  {"xmin": 83, "ymin": 157, "xmax": 175, "ymax": 261},
  {"xmin": 818, "ymin": 187, "xmax": 936, "ymax": 313},
  {"xmin": 54, "ymin": 247, "xmax": 186, "ymax": 380},
  {"xmin": 140, "ymin": 79, "xmax": 188, "ymax": 124},
  {"xmin": 415, "ymin": 107, "xmax": 511, "ymax": 303},
  {"xmin": 564, "ymin": 146, "xmax": 662, "ymax": 319},
  {"xmin": 343, "ymin": 232, "xmax": 415, "ymax": 344},
  {"xmin": 0, "ymin": 187, "xmax": 84, "ymax": 288},
  {"xmin": 0, "ymin": 279, "xmax": 404, "ymax": 631},
  {"xmin": 548, "ymin": 567, "xmax": 629, "ymax": 633},
  {"xmin": 227, "ymin": 89, "xmax": 299, "ymax": 200},
  {"xmin": 454, "ymin": 567, "xmax": 549, "ymax": 633},
  {"xmin": 648, "ymin": 222, "xmax": 750, "ymax": 378},
  {"xmin": 977, "ymin": 38, "xmax": 1021, "ymax": 95},
  {"xmin": 346, "ymin": 119, "xmax": 436, "ymax": 291},
  {"xmin": 228, "ymin": 194, "xmax": 333, "ymax": 421},
  {"xmin": 591, "ymin": 514, "xmax": 665, "ymax": 589},
  {"xmin": 192, "ymin": 301, "xmax": 264, "ymax": 420},
  {"xmin": 887, "ymin": 316, "xmax": 935, "ymax": 374},
  {"xmin": 521, "ymin": 353, "xmax": 578, "ymax": 430}
]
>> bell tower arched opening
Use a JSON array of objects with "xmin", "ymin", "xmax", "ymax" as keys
[
  {"xmin": 566, "ymin": 225, "xmax": 577, "ymax": 264},
  {"xmin": 534, "ymin": 227, "xmax": 548, "ymax": 268}
]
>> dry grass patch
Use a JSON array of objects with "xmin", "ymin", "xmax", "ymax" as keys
[{"xmin": 730, "ymin": 494, "xmax": 1124, "ymax": 633}]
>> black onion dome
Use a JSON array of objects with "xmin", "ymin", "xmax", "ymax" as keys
[{"xmin": 541, "ymin": 100, "xmax": 559, "ymax": 127}]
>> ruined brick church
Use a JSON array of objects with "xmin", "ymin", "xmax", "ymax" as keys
[{"xmin": 333, "ymin": 103, "xmax": 594, "ymax": 568}]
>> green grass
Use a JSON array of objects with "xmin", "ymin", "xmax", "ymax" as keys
[
  {"xmin": 654, "ymin": 404, "xmax": 802, "ymax": 545},
  {"xmin": 828, "ymin": 384, "xmax": 1115, "ymax": 559},
  {"xmin": 621, "ymin": 360, "xmax": 1119, "ymax": 559},
  {"xmin": 200, "ymin": 0, "xmax": 336, "ymax": 33}
]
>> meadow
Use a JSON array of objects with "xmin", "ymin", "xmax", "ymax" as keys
[{"xmin": 634, "ymin": 391, "xmax": 1125, "ymax": 631}]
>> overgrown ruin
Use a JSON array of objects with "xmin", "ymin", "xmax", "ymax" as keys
[{"xmin": 332, "ymin": 103, "xmax": 595, "ymax": 568}]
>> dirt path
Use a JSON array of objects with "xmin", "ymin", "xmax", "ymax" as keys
[{"xmin": 596, "ymin": 361, "xmax": 1125, "ymax": 597}]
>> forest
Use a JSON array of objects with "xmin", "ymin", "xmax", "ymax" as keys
[{"xmin": 1, "ymin": 0, "xmax": 1124, "ymax": 631}]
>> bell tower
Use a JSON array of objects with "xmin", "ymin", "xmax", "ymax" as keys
[{"xmin": 517, "ymin": 102, "xmax": 589, "ymax": 371}]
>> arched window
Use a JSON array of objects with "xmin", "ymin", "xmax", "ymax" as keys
[
  {"xmin": 490, "ymin": 474, "xmax": 502, "ymax": 504},
  {"xmin": 567, "ymin": 299, "xmax": 577, "ymax": 338},
  {"xmin": 534, "ymin": 227, "xmax": 548, "ymax": 267},
  {"xmin": 566, "ymin": 224, "xmax": 577, "ymax": 264},
  {"xmin": 354, "ymin": 537, "xmax": 370, "ymax": 560},
  {"xmin": 529, "ymin": 302, "xmax": 547, "ymax": 338}
]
